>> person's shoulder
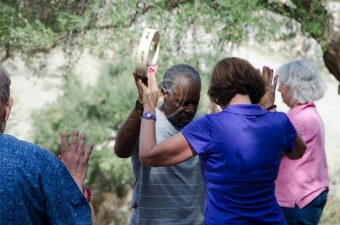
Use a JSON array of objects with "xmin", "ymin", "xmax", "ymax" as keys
[
  {"xmin": 1, "ymin": 134, "xmax": 44, "ymax": 152},
  {"xmin": 266, "ymin": 111, "xmax": 289, "ymax": 120},
  {"xmin": 1, "ymin": 134, "xmax": 61, "ymax": 167},
  {"xmin": 192, "ymin": 113, "xmax": 212, "ymax": 123},
  {"xmin": 291, "ymin": 106, "xmax": 320, "ymax": 123},
  {"xmin": 185, "ymin": 114, "xmax": 214, "ymax": 132},
  {"xmin": 204, "ymin": 111, "xmax": 229, "ymax": 124},
  {"xmin": 193, "ymin": 113, "xmax": 203, "ymax": 120},
  {"xmin": 290, "ymin": 106, "xmax": 323, "ymax": 136},
  {"xmin": 262, "ymin": 111, "xmax": 293, "ymax": 130},
  {"xmin": 193, "ymin": 113, "xmax": 215, "ymax": 121}
]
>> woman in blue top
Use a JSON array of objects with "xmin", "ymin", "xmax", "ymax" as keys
[{"xmin": 137, "ymin": 58, "xmax": 306, "ymax": 224}]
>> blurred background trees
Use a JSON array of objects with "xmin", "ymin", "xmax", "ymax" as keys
[
  {"xmin": 1, "ymin": 0, "xmax": 339, "ymax": 82},
  {"xmin": 1, "ymin": 0, "xmax": 339, "ymax": 224}
]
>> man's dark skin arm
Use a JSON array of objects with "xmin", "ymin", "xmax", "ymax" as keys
[
  {"xmin": 114, "ymin": 70, "xmax": 146, "ymax": 158},
  {"xmin": 114, "ymin": 106, "xmax": 143, "ymax": 158}
]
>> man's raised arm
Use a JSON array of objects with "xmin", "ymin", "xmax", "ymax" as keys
[{"xmin": 114, "ymin": 70, "xmax": 146, "ymax": 158}]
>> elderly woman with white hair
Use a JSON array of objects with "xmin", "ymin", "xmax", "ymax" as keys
[{"xmin": 274, "ymin": 59, "xmax": 329, "ymax": 225}]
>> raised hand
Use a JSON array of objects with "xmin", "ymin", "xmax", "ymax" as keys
[
  {"xmin": 260, "ymin": 66, "xmax": 278, "ymax": 109},
  {"xmin": 137, "ymin": 65, "xmax": 159, "ymax": 111},
  {"xmin": 60, "ymin": 130, "xmax": 94, "ymax": 192},
  {"xmin": 133, "ymin": 69, "xmax": 147, "ymax": 103}
]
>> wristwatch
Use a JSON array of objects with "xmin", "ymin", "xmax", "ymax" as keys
[
  {"xmin": 135, "ymin": 99, "xmax": 144, "ymax": 111},
  {"xmin": 141, "ymin": 111, "xmax": 156, "ymax": 121}
]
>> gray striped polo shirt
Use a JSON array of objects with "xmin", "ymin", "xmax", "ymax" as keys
[{"xmin": 129, "ymin": 109, "xmax": 205, "ymax": 225}]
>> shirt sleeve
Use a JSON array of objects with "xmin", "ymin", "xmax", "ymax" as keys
[
  {"xmin": 283, "ymin": 115, "xmax": 297, "ymax": 153},
  {"xmin": 40, "ymin": 155, "xmax": 92, "ymax": 225},
  {"xmin": 288, "ymin": 111, "xmax": 313, "ymax": 144},
  {"xmin": 181, "ymin": 115, "xmax": 213, "ymax": 155}
]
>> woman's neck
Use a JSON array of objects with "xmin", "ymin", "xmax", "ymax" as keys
[
  {"xmin": 229, "ymin": 94, "xmax": 251, "ymax": 105},
  {"xmin": 221, "ymin": 94, "xmax": 252, "ymax": 109},
  {"xmin": 220, "ymin": 94, "xmax": 252, "ymax": 109}
]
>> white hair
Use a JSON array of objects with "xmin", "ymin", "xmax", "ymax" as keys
[{"xmin": 277, "ymin": 59, "xmax": 326, "ymax": 103}]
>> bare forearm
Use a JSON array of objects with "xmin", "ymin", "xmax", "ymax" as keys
[
  {"xmin": 139, "ymin": 111, "xmax": 157, "ymax": 163},
  {"xmin": 114, "ymin": 108, "xmax": 143, "ymax": 158},
  {"xmin": 286, "ymin": 135, "xmax": 306, "ymax": 159}
]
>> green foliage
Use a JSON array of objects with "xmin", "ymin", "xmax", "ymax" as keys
[
  {"xmin": 0, "ymin": 0, "xmax": 103, "ymax": 53},
  {"xmin": 257, "ymin": 0, "xmax": 331, "ymax": 49},
  {"xmin": 32, "ymin": 59, "xmax": 139, "ymax": 193},
  {"xmin": 10, "ymin": 20, "xmax": 54, "ymax": 50},
  {"xmin": 0, "ymin": 0, "xmax": 333, "ymax": 60},
  {"xmin": 31, "ymin": 49, "xmax": 215, "ymax": 193},
  {"xmin": 6, "ymin": 0, "xmax": 336, "ymax": 198}
]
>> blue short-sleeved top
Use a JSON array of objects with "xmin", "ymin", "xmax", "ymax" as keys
[
  {"xmin": 182, "ymin": 104, "xmax": 297, "ymax": 225},
  {"xmin": 0, "ymin": 134, "xmax": 92, "ymax": 225}
]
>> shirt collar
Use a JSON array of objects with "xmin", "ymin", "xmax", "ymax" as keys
[
  {"xmin": 223, "ymin": 104, "xmax": 268, "ymax": 116},
  {"xmin": 288, "ymin": 102, "xmax": 315, "ymax": 115}
]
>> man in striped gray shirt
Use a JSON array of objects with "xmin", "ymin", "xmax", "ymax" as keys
[{"xmin": 114, "ymin": 64, "xmax": 205, "ymax": 225}]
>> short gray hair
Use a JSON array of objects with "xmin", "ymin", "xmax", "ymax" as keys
[
  {"xmin": 0, "ymin": 66, "xmax": 11, "ymax": 105},
  {"xmin": 161, "ymin": 64, "xmax": 201, "ymax": 94},
  {"xmin": 277, "ymin": 59, "xmax": 326, "ymax": 103}
]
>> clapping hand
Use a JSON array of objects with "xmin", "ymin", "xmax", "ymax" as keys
[
  {"xmin": 133, "ymin": 69, "xmax": 147, "ymax": 103},
  {"xmin": 260, "ymin": 66, "xmax": 278, "ymax": 109},
  {"xmin": 60, "ymin": 130, "xmax": 94, "ymax": 192},
  {"xmin": 137, "ymin": 65, "xmax": 159, "ymax": 112}
]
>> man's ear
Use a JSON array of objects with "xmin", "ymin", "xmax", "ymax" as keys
[{"xmin": 4, "ymin": 97, "xmax": 13, "ymax": 123}]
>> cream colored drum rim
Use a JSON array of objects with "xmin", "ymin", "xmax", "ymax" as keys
[{"xmin": 136, "ymin": 28, "xmax": 160, "ymax": 74}]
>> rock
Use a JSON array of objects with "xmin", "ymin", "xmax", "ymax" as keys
[{"xmin": 92, "ymin": 188, "xmax": 133, "ymax": 225}]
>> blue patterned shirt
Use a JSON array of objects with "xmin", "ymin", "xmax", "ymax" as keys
[{"xmin": 0, "ymin": 134, "xmax": 92, "ymax": 225}]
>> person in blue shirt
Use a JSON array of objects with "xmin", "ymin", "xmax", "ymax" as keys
[
  {"xmin": 0, "ymin": 66, "xmax": 94, "ymax": 225},
  {"xmin": 136, "ymin": 57, "xmax": 306, "ymax": 224}
]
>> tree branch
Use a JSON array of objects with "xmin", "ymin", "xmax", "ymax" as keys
[
  {"xmin": 259, "ymin": 0, "xmax": 331, "ymax": 43},
  {"xmin": 259, "ymin": 0, "xmax": 296, "ymax": 20}
]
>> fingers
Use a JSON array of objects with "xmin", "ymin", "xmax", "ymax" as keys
[
  {"xmin": 133, "ymin": 70, "xmax": 144, "ymax": 96},
  {"xmin": 268, "ymin": 67, "xmax": 273, "ymax": 86},
  {"xmin": 78, "ymin": 133, "xmax": 85, "ymax": 155},
  {"xmin": 262, "ymin": 66, "xmax": 274, "ymax": 87},
  {"xmin": 60, "ymin": 131, "xmax": 69, "ymax": 155},
  {"xmin": 262, "ymin": 66, "xmax": 269, "ymax": 84},
  {"xmin": 136, "ymin": 78, "xmax": 144, "ymax": 92},
  {"xmin": 70, "ymin": 129, "xmax": 79, "ymax": 152},
  {"xmin": 138, "ymin": 79, "xmax": 148, "ymax": 93},
  {"xmin": 147, "ymin": 65, "xmax": 158, "ymax": 91},
  {"xmin": 256, "ymin": 69, "xmax": 261, "ymax": 78},
  {"xmin": 133, "ymin": 69, "xmax": 144, "ymax": 80},
  {"xmin": 84, "ymin": 144, "xmax": 94, "ymax": 161},
  {"xmin": 262, "ymin": 66, "xmax": 268, "ymax": 83},
  {"xmin": 139, "ymin": 65, "xmax": 158, "ymax": 92},
  {"xmin": 272, "ymin": 75, "xmax": 278, "ymax": 92},
  {"xmin": 138, "ymin": 65, "xmax": 159, "ymax": 109},
  {"xmin": 148, "ymin": 72, "xmax": 156, "ymax": 91}
]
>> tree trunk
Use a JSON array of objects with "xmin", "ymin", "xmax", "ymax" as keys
[
  {"xmin": 323, "ymin": 35, "xmax": 340, "ymax": 82},
  {"xmin": 321, "ymin": 2, "xmax": 340, "ymax": 94}
]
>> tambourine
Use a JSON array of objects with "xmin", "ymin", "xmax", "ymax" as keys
[{"xmin": 136, "ymin": 28, "xmax": 160, "ymax": 76}]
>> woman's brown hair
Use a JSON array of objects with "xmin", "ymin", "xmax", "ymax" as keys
[{"xmin": 208, "ymin": 57, "xmax": 265, "ymax": 107}]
